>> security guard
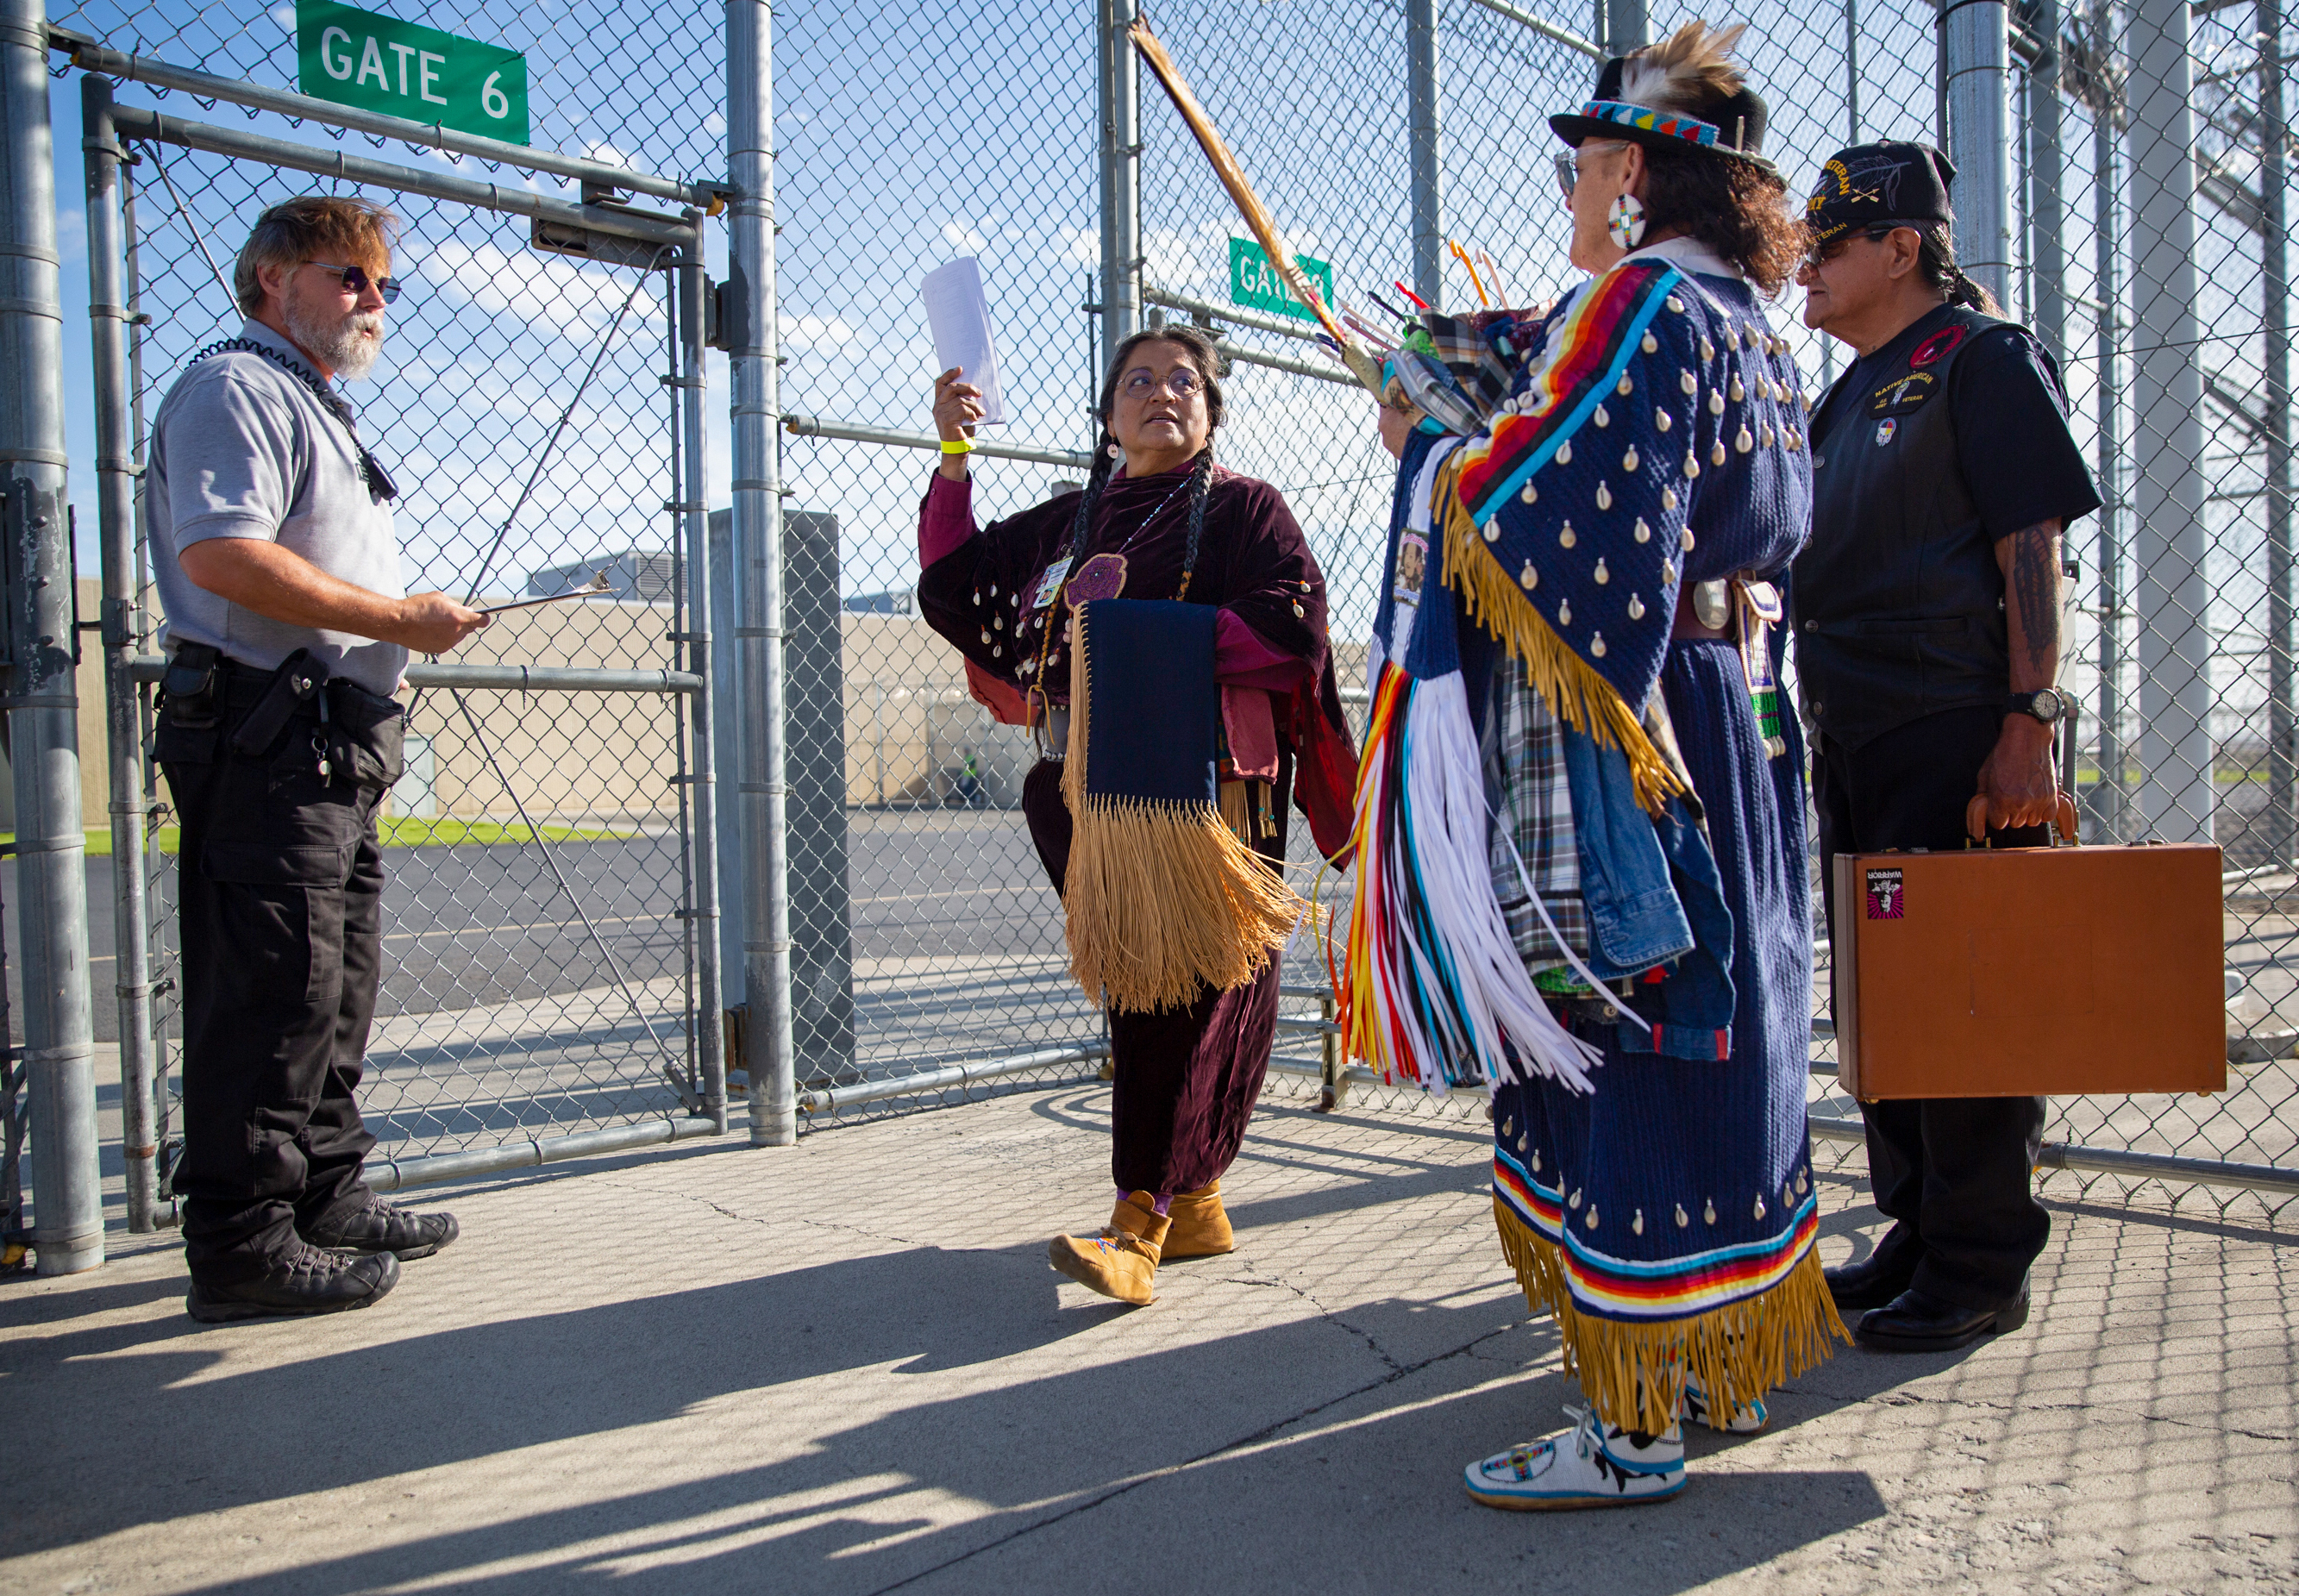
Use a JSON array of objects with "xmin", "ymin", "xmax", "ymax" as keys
[
  {"xmin": 1792, "ymin": 143, "xmax": 2101, "ymax": 1352},
  {"xmin": 151, "ymin": 197, "xmax": 489, "ymax": 1322}
]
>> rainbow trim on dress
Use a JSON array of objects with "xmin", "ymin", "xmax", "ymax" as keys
[
  {"xmin": 1453, "ymin": 262, "xmax": 1683, "ymax": 528},
  {"xmin": 1493, "ymin": 1144, "xmax": 1821, "ymax": 1323},
  {"xmin": 1577, "ymin": 99, "xmax": 1721, "ymax": 147}
]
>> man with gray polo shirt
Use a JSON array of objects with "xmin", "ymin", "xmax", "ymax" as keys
[{"xmin": 151, "ymin": 197, "xmax": 489, "ymax": 1323}]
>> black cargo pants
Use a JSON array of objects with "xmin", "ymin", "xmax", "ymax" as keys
[
  {"xmin": 157, "ymin": 661, "xmax": 405, "ymax": 1280},
  {"xmin": 1813, "ymin": 705, "xmax": 2052, "ymax": 1309}
]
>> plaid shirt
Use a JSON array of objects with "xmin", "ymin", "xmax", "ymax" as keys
[{"xmin": 1482, "ymin": 655, "xmax": 1588, "ymax": 977}]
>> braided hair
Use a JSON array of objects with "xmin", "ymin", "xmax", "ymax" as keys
[
  {"xmin": 1914, "ymin": 223, "xmax": 2001, "ymax": 315},
  {"xmin": 1066, "ymin": 324, "xmax": 1228, "ymax": 575}
]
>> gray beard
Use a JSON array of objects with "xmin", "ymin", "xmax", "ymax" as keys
[{"xmin": 287, "ymin": 302, "xmax": 385, "ymax": 380}]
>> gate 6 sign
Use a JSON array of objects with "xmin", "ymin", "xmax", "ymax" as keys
[{"xmin": 297, "ymin": 0, "xmax": 529, "ymax": 145}]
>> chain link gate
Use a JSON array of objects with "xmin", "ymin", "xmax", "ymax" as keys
[
  {"xmin": 53, "ymin": 1, "xmax": 730, "ymax": 1226},
  {"xmin": 768, "ymin": 0, "xmax": 2296, "ymax": 1223}
]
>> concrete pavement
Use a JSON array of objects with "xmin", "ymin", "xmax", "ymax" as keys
[{"xmin": 3, "ymin": 1080, "xmax": 2294, "ymax": 1594}]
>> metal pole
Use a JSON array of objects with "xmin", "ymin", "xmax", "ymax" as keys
[
  {"xmin": 2128, "ymin": 0, "xmax": 2214, "ymax": 842},
  {"xmin": 1605, "ymin": 0, "xmax": 1648, "ymax": 54},
  {"xmin": 2028, "ymin": 1, "xmax": 2066, "ymax": 360},
  {"xmin": 729, "ymin": 0, "xmax": 796, "ymax": 1144},
  {"xmin": 676, "ymin": 250, "xmax": 727, "ymax": 1136},
  {"xmin": 83, "ymin": 76, "xmax": 161, "ymax": 1231},
  {"xmin": 1407, "ymin": 0, "xmax": 1443, "ymax": 311},
  {"xmin": 2090, "ymin": 4, "xmax": 2126, "ymax": 842},
  {"xmin": 2260, "ymin": 0, "xmax": 2292, "ymax": 865},
  {"xmin": 2, "ymin": 0, "xmax": 102, "ymax": 1275},
  {"xmin": 1846, "ymin": 0, "xmax": 1863, "ymax": 141},
  {"xmin": 1098, "ymin": 0, "xmax": 1140, "ymax": 359},
  {"xmin": 707, "ymin": 509, "xmax": 745, "ymax": 1005},
  {"xmin": 1945, "ymin": 0, "xmax": 2014, "ymax": 310}
]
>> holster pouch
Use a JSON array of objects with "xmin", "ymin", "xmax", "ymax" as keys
[
  {"xmin": 230, "ymin": 648, "xmax": 328, "ymax": 760},
  {"xmin": 325, "ymin": 680, "xmax": 406, "ymax": 790},
  {"xmin": 161, "ymin": 642, "xmax": 222, "ymax": 729}
]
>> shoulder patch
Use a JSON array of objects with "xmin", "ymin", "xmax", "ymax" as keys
[{"xmin": 1908, "ymin": 324, "xmax": 1967, "ymax": 367}]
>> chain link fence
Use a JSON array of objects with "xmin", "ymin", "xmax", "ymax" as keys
[
  {"xmin": 767, "ymin": 0, "xmax": 2296, "ymax": 1222},
  {"xmin": 9, "ymin": 0, "xmax": 2293, "ymax": 1240},
  {"xmin": 42, "ymin": 0, "xmax": 732, "ymax": 1221}
]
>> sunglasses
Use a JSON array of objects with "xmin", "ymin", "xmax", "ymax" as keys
[
  {"xmin": 1553, "ymin": 141, "xmax": 1628, "ymax": 205},
  {"xmin": 304, "ymin": 260, "xmax": 404, "ymax": 304},
  {"xmin": 1801, "ymin": 224, "xmax": 1908, "ymax": 272}
]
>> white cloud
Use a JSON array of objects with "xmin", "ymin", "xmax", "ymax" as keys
[
  {"xmin": 783, "ymin": 315, "xmax": 857, "ymax": 352},
  {"xmin": 418, "ymin": 240, "xmax": 656, "ymax": 344},
  {"xmin": 940, "ymin": 221, "xmax": 988, "ymax": 253}
]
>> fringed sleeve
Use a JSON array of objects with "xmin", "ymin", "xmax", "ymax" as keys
[{"xmin": 1438, "ymin": 260, "xmax": 1727, "ymax": 812}]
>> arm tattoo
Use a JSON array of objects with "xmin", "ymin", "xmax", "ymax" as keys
[{"xmin": 2008, "ymin": 519, "xmax": 2061, "ymax": 678}]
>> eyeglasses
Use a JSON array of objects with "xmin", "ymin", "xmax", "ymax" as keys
[
  {"xmin": 304, "ymin": 260, "xmax": 403, "ymax": 304},
  {"xmin": 1553, "ymin": 140, "xmax": 1628, "ymax": 204},
  {"xmin": 1801, "ymin": 225, "xmax": 1907, "ymax": 273},
  {"xmin": 1119, "ymin": 366, "xmax": 1203, "ymax": 399}
]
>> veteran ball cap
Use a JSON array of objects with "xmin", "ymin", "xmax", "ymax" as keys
[{"xmin": 1807, "ymin": 141, "xmax": 1957, "ymax": 244}]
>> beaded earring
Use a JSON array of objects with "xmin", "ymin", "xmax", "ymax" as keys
[{"xmin": 1607, "ymin": 192, "xmax": 1647, "ymax": 252}]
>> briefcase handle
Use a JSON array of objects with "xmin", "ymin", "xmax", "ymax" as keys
[{"xmin": 1964, "ymin": 791, "xmax": 2081, "ymax": 849}]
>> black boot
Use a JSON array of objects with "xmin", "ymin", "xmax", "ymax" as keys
[
  {"xmin": 1825, "ymin": 1233, "xmax": 1921, "ymax": 1312},
  {"xmin": 1854, "ymin": 1286, "xmax": 2030, "ymax": 1353},
  {"xmin": 187, "ymin": 1243, "xmax": 400, "ymax": 1324},
  {"xmin": 304, "ymin": 1195, "xmax": 460, "ymax": 1261}
]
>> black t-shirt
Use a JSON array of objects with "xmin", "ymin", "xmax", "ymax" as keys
[{"xmin": 1810, "ymin": 304, "xmax": 2102, "ymax": 537}]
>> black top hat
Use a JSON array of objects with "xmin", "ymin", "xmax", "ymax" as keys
[{"xmin": 1547, "ymin": 33, "xmax": 1776, "ymax": 178}]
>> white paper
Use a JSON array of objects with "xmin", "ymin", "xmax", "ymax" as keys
[{"xmin": 921, "ymin": 256, "xmax": 1005, "ymax": 428}]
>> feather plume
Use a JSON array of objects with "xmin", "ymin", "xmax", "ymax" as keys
[
  {"xmin": 1614, "ymin": 19, "xmax": 1748, "ymax": 116},
  {"xmin": 1128, "ymin": 19, "xmax": 1386, "ymax": 397}
]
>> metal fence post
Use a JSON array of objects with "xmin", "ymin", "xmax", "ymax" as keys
[
  {"xmin": 81, "ymin": 75, "xmax": 163, "ymax": 1231},
  {"xmin": 1604, "ymin": 0, "xmax": 1648, "ymax": 55},
  {"xmin": 2027, "ymin": 0, "xmax": 2066, "ymax": 363},
  {"xmin": 2088, "ymin": 6, "xmax": 2127, "ymax": 842},
  {"xmin": 1406, "ymin": 0, "xmax": 1443, "ymax": 311},
  {"xmin": 1099, "ymin": 0, "xmax": 1140, "ymax": 358},
  {"xmin": 677, "ymin": 250, "xmax": 728, "ymax": 1136},
  {"xmin": 2128, "ymin": 0, "xmax": 2214, "ymax": 842},
  {"xmin": 707, "ymin": 507, "xmax": 746, "ymax": 1005},
  {"xmin": 2, "ymin": 0, "xmax": 103, "ymax": 1274},
  {"xmin": 2262, "ymin": 0, "xmax": 2293, "ymax": 867},
  {"xmin": 1945, "ymin": 0, "xmax": 2014, "ymax": 310},
  {"xmin": 730, "ymin": 0, "xmax": 797, "ymax": 1144}
]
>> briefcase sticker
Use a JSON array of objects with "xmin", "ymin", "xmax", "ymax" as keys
[{"xmin": 1865, "ymin": 867, "xmax": 1905, "ymax": 919}]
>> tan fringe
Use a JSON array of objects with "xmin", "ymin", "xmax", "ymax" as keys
[
  {"xmin": 1493, "ymin": 1197, "xmax": 1851, "ymax": 1436},
  {"xmin": 1061, "ymin": 609, "xmax": 1306, "ymax": 1013},
  {"xmin": 1437, "ymin": 455, "xmax": 1683, "ymax": 815}
]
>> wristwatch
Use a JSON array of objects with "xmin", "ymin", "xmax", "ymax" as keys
[{"xmin": 2005, "ymin": 687, "xmax": 2068, "ymax": 725}]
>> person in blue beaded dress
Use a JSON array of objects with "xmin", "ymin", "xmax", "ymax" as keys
[{"xmin": 1352, "ymin": 22, "xmax": 1846, "ymax": 1510}]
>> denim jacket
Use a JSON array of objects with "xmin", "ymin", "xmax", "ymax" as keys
[{"xmin": 1559, "ymin": 721, "xmax": 1738, "ymax": 1061}]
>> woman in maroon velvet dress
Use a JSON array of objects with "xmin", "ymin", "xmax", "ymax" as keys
[{"xmin": 917, "ymin": 326, "xmax": 1356, "ymax": 1305}]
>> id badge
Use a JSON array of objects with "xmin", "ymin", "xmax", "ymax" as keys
[{"xmin": 1030, "ymin": 558, "xmax": 1072, "ymax": 611}]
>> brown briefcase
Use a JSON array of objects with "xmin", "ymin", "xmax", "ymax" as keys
[{"xmin": 1831, "ymin": 795, "xmax": 2227, "ymax": 1099}]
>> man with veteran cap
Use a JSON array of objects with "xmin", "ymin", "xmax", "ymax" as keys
[{"xmin": 1791, "ymin": 141, "xmax": 2100, "ymax": 1352}]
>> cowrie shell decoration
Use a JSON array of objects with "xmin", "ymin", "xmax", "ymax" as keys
[
  {"xmin": 1708, "ymin": 391, "xmax": 1726, "ymax": 416},
  {"xmin": 1699, "ymin": 335, "xmax": 1714, "ymax": 361},
  {"xmin": 1590, "ymin": 631, "xmax": 1606, "ymax": 656},
  {"xmin": 1633, "ymin": 518, "xmax": 1651, "ymax": 544},
  {"xmin": 1633, "ymin": 1209, "xmax": 1644, "ymax": 1236},
  {"xmin": 1585, "ymin": 1205, "xmax": 1600, "ymax": 1229},
  {"xmin": 1595, "ymin": 482, "xmax": 1613, "ymax": 510},
  {"xmin": 1704, "ymin": 1199, "xmax": 1717, "ymax": 1224},
  {"xmin": 1520, "ymin": 480, "xmax": 1538, "ymax": 504},
  {"xmin": 1662, "ymin": 487, "xmax": 1679, "ymax": 511},
  {"xmin": 1558, "ymin": 598, "xmax": 1572, "ymax": 625},
  {"xmin": 1675, "ymin": 1204, "xmax": 1690, "ymax": 1227},
  {"xmin": 1569, "ymin": 1187, "xmax": 1582, "ymax": 1209},
  {"xmin": 1641, "ymin": 331, "xmax": 1658, "ymax": 354},
  {"xmin": 1594, "ymin": 404, "xmax": 1610, "ymax": 428},
  {"xmin": 1594, "ymin": 557, "xmax": 1609, "ymax": 585},
  {"xmin": 1730, "ymin": 375, "xmax": 1745, "ymax": 402},
  {"xmin": 1735, "ymin": 427, "xmax": 1755, "ymax": 454},
  {"xmin": 1559, "ymin": 521, "xmax": 1576, "ymax": 548},
  {"xmin": 1627, "ymin": 593, "xmax": 1645, "ymax": 619},
  {"xmin": 1711, "ymin": 440, "xmax": 1728, "ymax": 466},
  {"xmin": 1520, "ymin": 560, "xmax": 1538, "ymax": 588},
  {"xmin": 1682, "ymin": 527, "xmax": 1696, "ymax": 551},
  {"xmin": 1753, "ymin": 1194, "xmax": 1767, "ymax": 1221},
  {"xmin": 1623, "ymin": 445, "xmax": 1639, "ymax": 472},
  {"xmin": 1617, "ymin": 372, "xmax": 1634, "ymax": 396},
  {"xmin": 1557, "ymin": 439, "xmax": 1572, "ymax": 465},
  {"xmin": 1680, "ymin": 370, "xmax": 1698, "ymax": 396}
]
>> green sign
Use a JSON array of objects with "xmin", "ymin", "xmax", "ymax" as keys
[
  {"xmin": 1229, "ymin": 238, "xmax": 1334, "ymax": 324},
  {"xmin": 298, "ymin": 0, "xmax": 529, "ymax": 145}
]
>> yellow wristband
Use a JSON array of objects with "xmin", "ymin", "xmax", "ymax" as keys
[{"xmin": 939, "ymin": 437, "xmax": 974, "ymax": 455}]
